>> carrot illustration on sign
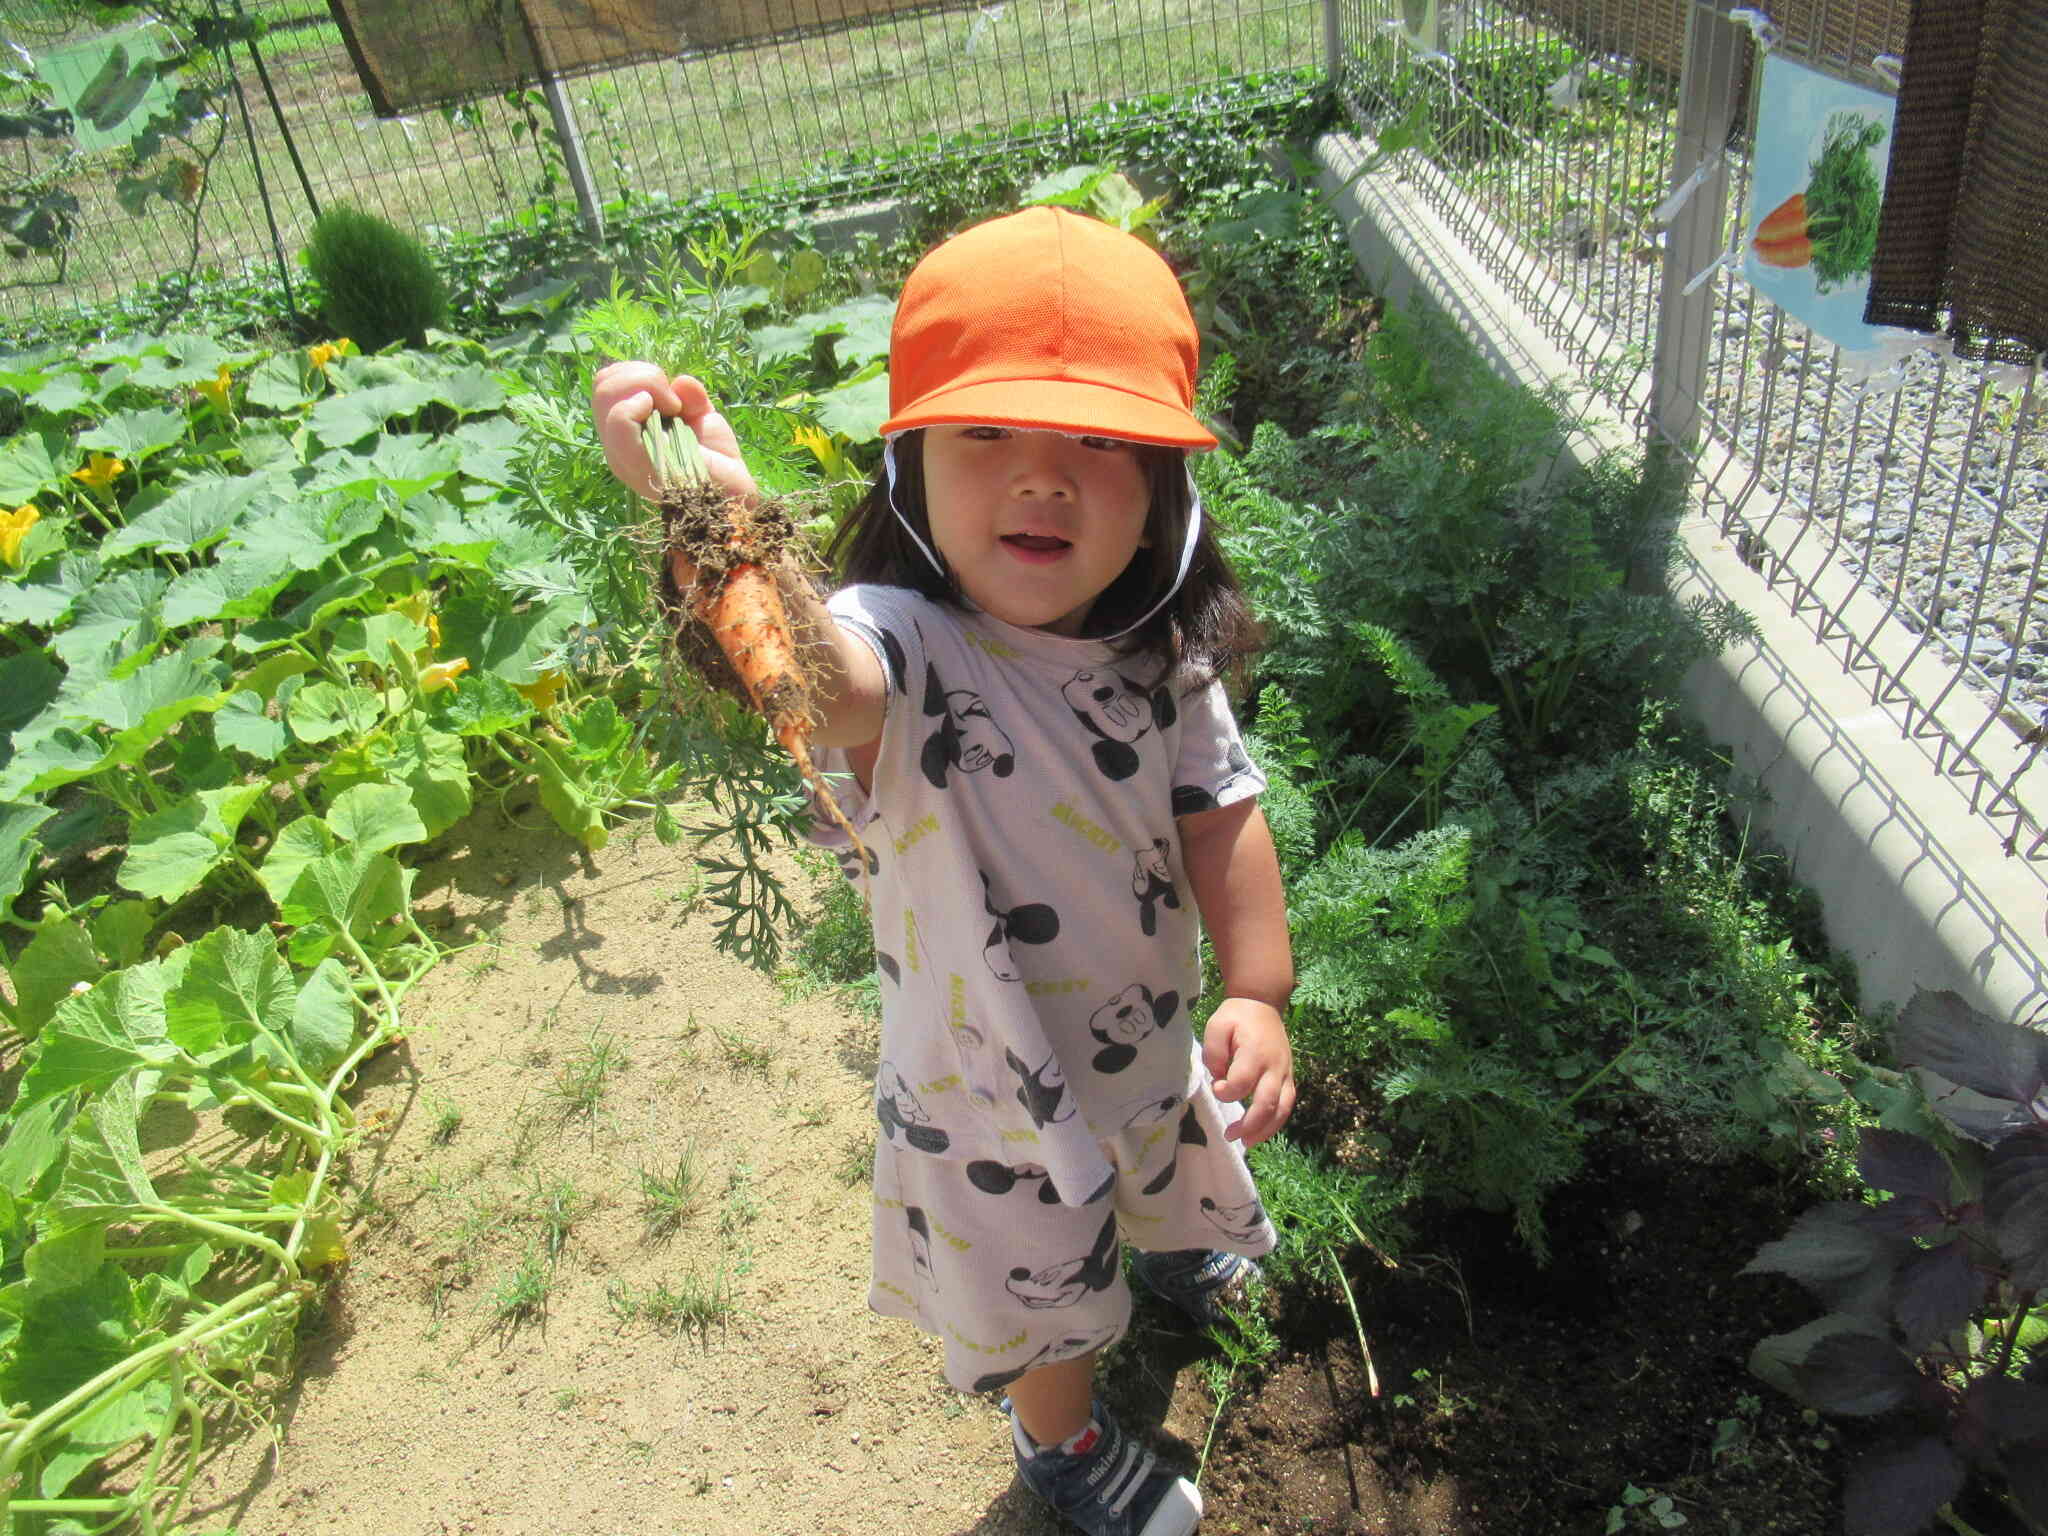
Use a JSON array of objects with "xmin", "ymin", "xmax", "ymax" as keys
[{"xmin": 1750, "ymin": 110, "xmax": 1888, "ymax": 291}]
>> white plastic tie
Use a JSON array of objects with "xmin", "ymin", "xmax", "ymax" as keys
[
  {"xmin": 1380, "ymin": 13, "xmax": 1452, "ymax": 63},
  {"xmin": 963, "ymin": 4, "xmax": 1006, "ymax": 54},
  {"xmin": 1839, "ymin": 329, "xmax": 1953, "ymax": 390},
  {"xmin": 1987, "ymin": 360, "xmax": 2037, "ymax": 392},
  {"xmin": 1546, "ymin": 63, "xmax": 1589, "ymax": 110},
  {"xmin": 1728, "ymin": 8, "xmax": 1782, "ymax": 51},
  {"xmin": 1852, "ymin": 361, "xmax": 1912, "ymax": 398},
  {"xmin": 1870, "ymin": 53, "xmax": 1904, "ymax": 90},
  {"xmin": 1652, "ymin": 159, "xmax": 1721, "ymax": 226},
  {"xmin": 1684, "ymin": 249, "xmax": 1737, "ymax": 297}
]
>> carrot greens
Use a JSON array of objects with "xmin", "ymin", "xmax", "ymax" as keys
[{"xmin": 1801, "ymin": 110, "xmax": 1887, "ymax": 291}]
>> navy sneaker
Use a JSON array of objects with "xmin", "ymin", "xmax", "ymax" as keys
[
  {"xmin": 1008, "ymin": 1399, "xmax": 1203, "ymax": 1536},
  {"xmin": 1130, "ymin": 1248, "xmax": 1257, "ymax": 1328}
]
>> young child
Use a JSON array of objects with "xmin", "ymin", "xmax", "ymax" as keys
[{"xmin": 593, "ymin": 205, "xmax": 1295, "ymax": 1536}]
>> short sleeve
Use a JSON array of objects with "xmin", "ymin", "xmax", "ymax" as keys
[
  {"xmin": 805, "ymin": 585, "xmax": 930, "ymax": 859},
  {"xmin": 1168, "ymin": 679, "xmax": 1268, "ymax": 819}
]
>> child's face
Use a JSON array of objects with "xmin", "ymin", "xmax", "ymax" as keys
[{"xmin": 920, "ymin": 425, "xmax": 1152, "ymax": 637}]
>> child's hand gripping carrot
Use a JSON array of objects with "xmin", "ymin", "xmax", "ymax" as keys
[{"xmin": 592, "ymin": 364, "xmax": 861, "ymax": 847}]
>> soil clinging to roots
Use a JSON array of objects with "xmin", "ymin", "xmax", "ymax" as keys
[
  {"xmin": 655, "ymin": 480, "xmax": 865, "ymax": 864},
  {"xmin": 656, "ymin": 481, "xmax": 820, "ymax": 710}
]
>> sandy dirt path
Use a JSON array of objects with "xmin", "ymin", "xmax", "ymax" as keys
[{"xmin": 193, "ymin": 809, "xmax": 1220, "ymax": 1536}]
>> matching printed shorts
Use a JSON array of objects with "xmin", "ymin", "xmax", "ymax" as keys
[{"xmin": 868, "ymin": 1086, "xmax": 1278, "ymax": 1394}]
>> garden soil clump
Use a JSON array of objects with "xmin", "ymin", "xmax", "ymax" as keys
[{"xmin": 190, "ymin": 809, "xmax": 1854, "ymax": 1536}]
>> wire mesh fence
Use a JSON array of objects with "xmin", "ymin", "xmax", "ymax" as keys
[
  {"xmin": 0, "ymin": 0, "xmax": 1320, "ymax": 318},
  {"xmin": 1331, "ymin": 0, "xmax": 2048, "ymax": 869}
]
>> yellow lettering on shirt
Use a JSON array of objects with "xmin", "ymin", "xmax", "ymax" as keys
[
  {"xmin": 999, "ymin": 1127, "xmax": 1041, "ymax": 1144},
  {"xmin": 1051, "ymin": 801, "xmax": 1123, "ymax": 857},
  {"xmin": 893, "ymin": 812, "xmax": 939, "ymax": 856},
  {"xmin": 919, "ymin": 1074, "xmax": 961, "ymax": 1095},
  {"xmin": 1025, "ymin": 978, "xmax": 1092, "ymax": 996},
  {"xmin": 928, "ymin": 1218, "xmax": 973, "ymax": 1253},
  {"xmin": 945, "ymin": 1324, "xmax": 1031, "ymax": 1355},
  {"xmin": 962, "ymin": 628, "xmax": 1020, "ymax": 661},
  {"xmin": 948, "ymin": 973, "xmax": 967, "ymax": 1033},
  {"xmin": 904, "ymin": 909, "xmax": 921, "ymax": 972}
]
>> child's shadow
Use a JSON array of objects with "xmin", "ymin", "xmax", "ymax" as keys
[{"xmin": 955, "ymin": 1479, "xmax": 1065, "ymax": 1534}]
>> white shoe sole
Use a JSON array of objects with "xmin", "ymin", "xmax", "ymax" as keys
[{"xmin": 1136, "ymin": 1475, "xmax": 1202, "ymax": 1536}]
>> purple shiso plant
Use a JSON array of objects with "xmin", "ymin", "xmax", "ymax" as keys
[{"xmin": 1743, "ymin": 989, "xmax": 2048, "ymax": 1536}]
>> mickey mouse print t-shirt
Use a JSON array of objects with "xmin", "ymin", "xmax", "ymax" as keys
[{"xmin": 809, "ymin": 584, "xmax": 1268, "ymax": 1210}]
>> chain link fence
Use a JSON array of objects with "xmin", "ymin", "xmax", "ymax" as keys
[
  {"xmin": 0, "ymin": 0, "xmax": 1318, "ymax": 317},
  {"xmin": 1331, "ymin": 0, "xmax": 2048, "ymax": 870}
]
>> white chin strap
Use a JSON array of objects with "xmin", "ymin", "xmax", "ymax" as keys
[{"xmin": 881, "ymin": 436, "xmax": 1205, "ymax": 643}]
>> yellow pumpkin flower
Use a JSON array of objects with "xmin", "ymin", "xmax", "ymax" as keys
[
  {"xmin": 420, "ymin": 657, "xmax": 470, "ymax": 693},
  {"xmin": 307, "ymin": 339, "xmax": 355, "ymax": 371},
  {"xmin": 71, "ymin": 453, "xmax": 124, "ymax": 490},
  {"xmin": 0, "ymin": 504, "xmax": 38, "ymax": 567},
  {"xmin": 514, "ymin": 669, "xmax": 568, "ymax": 712},
  {"xmin": 197, "ymin": 364, "xmax": 233, "ymax": 412},
  {"xmin": 390, "ymin": 591, "xmax": 438, "ymax": 643},
  {"xmin": 791, "ymin": 422, "xmax": 854, "ymax": 480}
]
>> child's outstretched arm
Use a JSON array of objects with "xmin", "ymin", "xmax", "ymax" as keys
[
  {"xmin": 1180, "ymin": 798, "xmax": 1295, "ymax": 1145},
  {"xmin": 591, "ymin": 362, "xmax": 885, "ymax": 751}
]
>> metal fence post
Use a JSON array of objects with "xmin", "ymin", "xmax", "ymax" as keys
[
  {"xmin": 1650, "ymin": 2, "xmax": 1745, "ymax": 453},
  {"xmin": 518, "ymin": 0, "xmax": 605, "ymax": 240},
  {"xmin": 540, "ymin": 72, "xmax": 606, "ymax": 240},
  {"xmin": 1323, "ymin": 0, "xmax": 1343, "ymax": 95}
]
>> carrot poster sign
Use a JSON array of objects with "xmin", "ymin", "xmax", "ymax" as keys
[{"xmin": 1743, "ymin": 52, "xmax": 1896, "ymax": 353}]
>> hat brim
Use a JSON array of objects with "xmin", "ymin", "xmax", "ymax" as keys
[{"xmin": 879, "ymin": 377, "xmax": 1217, "ymax": 450}]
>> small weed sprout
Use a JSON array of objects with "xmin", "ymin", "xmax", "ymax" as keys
[
  {"xmin": 1605, "ymin": 1485, "xmax": 1688, "ymax": 1532},
  {"xmin": 720, "ymin": 1160, "xmax": 760, "ymax": 1236},
  {"xmin": 522, "ymin": 1172, "xmax": 592, "ymax": 1262},
  {"xmin": 489, "ymin": 1246, "xmax": 551, "ymax": 1329},
  {"xmin": 667, "ymin": 866, "xmax": 705, "ymax": 915},
  {"xmin": 428, "ymin": 1095, "xmax": 465, "ymax": 1145},
  {"xmin": 835, "ymin": 1134, "xmax": 875, "ymax": 1187},
  {"xmin": 638, "ymin": 1146, "xmax": 705, "ymax": 1241},
  {"xmin": 466, "ymin": 924, "xmax": 506, "ymax": 976},
  {"xmin": 711, "ymin": 1023, "xmax": 775, "ymax": 1077},
  {"xmin": 546, "ymin": 1027, "xmax": 629, "ymax": 1121},
  {"xmin": 639, "ymin": 1271, "xmax": 736, "ymax": 1340}
]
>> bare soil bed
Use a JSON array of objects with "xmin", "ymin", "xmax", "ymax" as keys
[{"xmin": 181, "ymin": 798, "xmax": 1888, "ymax": 1536}]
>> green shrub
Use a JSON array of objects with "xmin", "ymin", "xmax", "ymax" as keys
[{"xmin": 303, "ymin": 205, "xmax": 450, "ymax": 351}]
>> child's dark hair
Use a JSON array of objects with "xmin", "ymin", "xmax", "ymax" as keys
[{"xmin": 824, "ymin": 430, "xmax": 1263, "ymax": 692}]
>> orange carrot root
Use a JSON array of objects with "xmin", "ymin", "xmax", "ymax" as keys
[
  {"xmin": 666, "ymin": 506, "xmax": 867, "ymax": 874},
  {"xmin": 643, "ymin": 417, "xmax": 870, "ymax": 880}
]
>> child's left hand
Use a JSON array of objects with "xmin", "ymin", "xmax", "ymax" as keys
[{"xmin": 1203, "ymin": 999, "xmax": 1295, "ymax": 1146}]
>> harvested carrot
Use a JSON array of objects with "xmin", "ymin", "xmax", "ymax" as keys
[
  {"xmin": 640, "ymin": 411, "xmax": 864, "ymax": 860},
  {"xmin": 1752, "ymin": 233, "xmax": 1813, "ymax": 269},
  {"xmin": 1753, "ymin": 192, "xmax": 1807, "ymax": 247}
]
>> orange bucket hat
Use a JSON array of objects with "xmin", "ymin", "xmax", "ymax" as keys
[{"xmin": 878, "ymin": 205, "xmax": 1217, "ymax": 450}]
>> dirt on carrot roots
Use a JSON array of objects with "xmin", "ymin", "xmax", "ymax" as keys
[{"xmin": 187, "ymin": 805, "xmax": 1863, "ymax": 1536}]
